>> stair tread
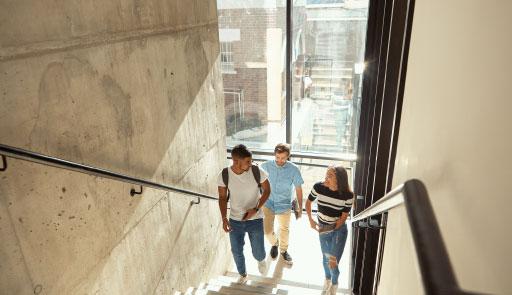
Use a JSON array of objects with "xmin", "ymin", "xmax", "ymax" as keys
[
  {"xmin": 206, "ymin": 278, "xmax": 275, "ymax": 294},
  {"xmin": 224, "ymin": 272, "xmax": 350, "ymax": 294}
]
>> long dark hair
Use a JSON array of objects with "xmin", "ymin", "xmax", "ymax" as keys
[{"xmin": 334, "ymin": 166, "xmax": 352, "ymax": 195}]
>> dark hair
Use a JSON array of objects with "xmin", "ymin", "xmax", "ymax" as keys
[
  {"xmin": 274, "ymin": 143, "xmax": 291, "ymax": 156},
  {"xmin": 334, "ymin": 166, "xmax": 352, "ymax": 194},
  {"xmin": 231, "ymin": 144, "xmax": 252, "ymax": 159}
]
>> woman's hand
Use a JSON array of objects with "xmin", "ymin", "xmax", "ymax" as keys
[
  {"xmin": 334, "ymin": 218, "xmax": 345, "ymax": 229},
  {"xmin": 309, "ymin": 217, "xmax": 319, "ymax": 231}
]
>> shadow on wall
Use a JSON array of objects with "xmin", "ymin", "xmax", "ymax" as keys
[
  {"xmin": 25, "ymin": 31, "xmax": 215, "ymax": 180},
  {"xmin": 0, "ymin": 21, "xmax": 227, "ymax": 295}
]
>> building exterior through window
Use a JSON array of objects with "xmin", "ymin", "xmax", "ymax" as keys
[{"xmin": 217, "ymin": 0, "xmax": 368, "ymax": 160}]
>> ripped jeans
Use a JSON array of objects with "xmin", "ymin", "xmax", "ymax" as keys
[{"xmin": 318, "ymin": 223, "xmax": 348, "ymax": 285}]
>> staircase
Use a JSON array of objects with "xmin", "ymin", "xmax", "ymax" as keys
[
  {"xmin": 310, "ymin": 100, "xmax": 352, "ymax": 153},
  {"xmin": 175, "ymin": 272, "xmax": 349, "ymax": 295}
]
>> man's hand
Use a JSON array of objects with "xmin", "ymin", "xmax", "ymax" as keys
[
  {"xmin": 309, "ymin": 217, "xmax": 319, "ymax": 231},
  {"xmin": 242, "ymin": 208, "xmax": 258, "ymax": 221},
  {"xmin": 222, "ymin": 218, "xmax": 232, "ymax": 232},
  {"xmin": 296, "ymin": 206, "xmax": 303, "ymax": 219}
]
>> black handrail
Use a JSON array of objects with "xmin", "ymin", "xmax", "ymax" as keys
[
  {"xmin": 228, "ymin": 155, "xmax": 354, "ymax": 170},
  {"xmin": 227, "ymin": 147, "xmax": 357, "ymax": 162},
  {"xmin": 352, "ymin": 179, "xmax": 481, "ymax": 295},
  {"xmin": 0, "ymin": 143, "xmax": 217, "ymax": 201}
]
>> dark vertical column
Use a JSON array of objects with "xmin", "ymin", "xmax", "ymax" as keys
[
  {"xmin": 386, "ymin": 0, "xmax": 416, "ymax": 193},
  {"xmin": 352, "ymin": 0, "xmax": 387, "ymax": 292},
  {"xmin": 352, "ymin": 0, "xmax": 416, "ymax": 293},
  {"xmin": 286, "ymin": 0, "xmax": 293, "ymax": 144},
  {"xmin": 357, "ymin": 2, "xmax": 395, "ymax": 292}
]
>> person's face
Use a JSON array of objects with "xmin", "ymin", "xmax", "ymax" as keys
[
  {"xmin": 324, "ymin": 168, "xmax": 337, "ymax": 190},
  {"xmin": 274, "ymin": 151, "xmax": 289, "ymax": 167},
  {"xmin": 234, "ymin": 156, "xmax": 252, "ymax": 172}
]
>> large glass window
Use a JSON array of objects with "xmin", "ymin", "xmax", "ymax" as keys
[
  {"xmin": 218, "ymin": 2, "xmax": 369, "ymax": 289},
  {"xmin": 291, "ymin": 0, "xmax": 368, "ymax": 158},
  {"xmin": 218, "ymin": 0, "xmax": 368, "ymax": 158},
  {"xmin": 217, "ymin": 1, "xmax": 287, "ymax": 150}
]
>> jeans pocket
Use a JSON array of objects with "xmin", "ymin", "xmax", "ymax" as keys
[{"xmin": 319, "ymin": 223, "xmax": 336, "ymax": 233}]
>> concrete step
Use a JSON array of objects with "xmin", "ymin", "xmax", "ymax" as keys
[
  {"xmin": 206, "ymin": 277, "xmax": 276, "ymax": 294},
  {"xmin": 190, "ymin": 288, "xmax": 223, "ymax": 295},
  {"xmin": 314, "ymin": 122, "xmax": 336, "ymax": 128},
  {"xmin": 191, "ymin": 284, "xmax": 272, "ymax": 295},
  {"xmin": 310, "ymin": 76, "xmax": 350, "ymax": 81},
  {"xmin": 310, "ymin": 68, "xmax": 352, "ymax": 74},
  {"xmin": 311, "ymin": 83, "xmax": 343, "ymax": 89},
  {"xmin": 313, "ymin": 131, "xmax": 338, "ymax": 137},
  {"xmin": 310, "ymin": 95, "xmax": 333, "ymax": 100},
  {"xmin": 224, "ymin": 272, "xmax": 351, "ymax": 294}
]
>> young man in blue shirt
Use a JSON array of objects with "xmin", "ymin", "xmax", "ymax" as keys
[{"xmin": 261, "ymin": 143, "xmax": 304, "ymax": 264}]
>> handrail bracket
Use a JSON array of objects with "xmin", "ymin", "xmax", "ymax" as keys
[
  {"xmin": 130, "ymin": 185, "xmax": 143, "ymax": 197},
  {"xmin": 0, "ymin": 155, "xmax": 7, "ymax": 172},
  {"xmin": 191, "ymin": 196, "xmax": 201, "ymax": 205}
]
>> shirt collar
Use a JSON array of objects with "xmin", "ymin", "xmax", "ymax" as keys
[{"xmin": 273, "ymin": 160, "xmax": 289, "ymax": 169}]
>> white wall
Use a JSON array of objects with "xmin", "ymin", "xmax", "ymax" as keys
[
  {"xmin": 378, "ymin": 205, "xmax": 423, "ymax": 295},
  {"xmin": 388, "ymin": 0, "xmax": 512, "ymax": 294}
]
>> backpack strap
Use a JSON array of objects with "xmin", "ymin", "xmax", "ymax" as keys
[
  {"xmin": 222, "ymin": 167, "xmax": 230, "ymax": 202},
  {"xmin": 251, "ymin": 165, "xmax": 262, "ymax": 193}
]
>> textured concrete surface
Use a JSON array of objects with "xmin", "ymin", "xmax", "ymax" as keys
[{"xmin": 0, "ymin": 0, "xmax": 231, "ymax": 294}]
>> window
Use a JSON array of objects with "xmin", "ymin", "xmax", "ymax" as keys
[
  {"xmin": 220, "ymin": 42, "xmax": 235, "ymax": 74},
  {"xmin": 292, "ymin": 0, "xmax": 368, "ymax": 157},
  {"xmin": 217, "ymin": 0, "xmax": 368, "ymax": 159},
  {"xmin": 217, "ymin": 1, "xmax": 286, "ymax": 150}
]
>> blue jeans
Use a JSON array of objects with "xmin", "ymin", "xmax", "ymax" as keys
[
  {"xmin": 319, "ymin": 223, "xmax": 348, "ymax": 285},
  {"xmin": 229, "ymin": 218, "xmax": 266, "ymax": 276}
]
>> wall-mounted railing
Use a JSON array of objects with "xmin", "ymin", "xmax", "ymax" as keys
[
  {"xmin": 0, "ymin": 143, "xmax": 217, "ymax": 204},
  {"xmin": 352, "ymin": 179, "xmax": 483, "ymax": 295}
]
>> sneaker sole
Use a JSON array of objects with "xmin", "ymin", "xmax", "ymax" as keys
[{"xmin": 283, "ymin": 258, "xmax": 293, "ymax": 265}]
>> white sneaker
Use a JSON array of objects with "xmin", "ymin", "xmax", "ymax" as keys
[
  {"xmin": 237, "ymin": 275, "xmax": 248, "ymax": 284},
  {"xmin": 329, "ymin": 284, "xmax": 338, "ymax": 295},
  {"xmin": 322, "ymin": 279, "xmax": 332, "ymax": 293},
  {"xmin": 257, "ymin": 259, "xmax": 269, "ymax": 275}
]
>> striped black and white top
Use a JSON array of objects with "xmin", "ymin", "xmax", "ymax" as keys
[{"xmin": 308, "ymin": 182, "xmax": 354, "ymax": 225}]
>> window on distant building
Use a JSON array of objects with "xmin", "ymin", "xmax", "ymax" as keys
[
  {"xmin": 220, "ymin": 42, "xmax": 235, "ymax": 74},
  {"xmin": 217, "ymin": 2, "xmax": 286, "ymax": 150}
]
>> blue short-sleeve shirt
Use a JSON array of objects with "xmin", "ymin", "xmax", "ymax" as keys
[{"xmin": 261, "ymin": 160, "xmax": 304, "ymax": 213}]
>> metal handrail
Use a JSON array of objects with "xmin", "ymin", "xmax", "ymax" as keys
[
  {"xmin": 228, "ymin": 155, "xmax": 354, "ymax": 170},
  {"xmin": 226, "ymin": 147, "xmax": 357, "ymax": 162},
  {"xmin": 0, "ymin": 143, "xmax": 217, "ymax": 201},
  {"xmin": 352, "ymin": 179, "xmax": 481, "ymax": 295}
]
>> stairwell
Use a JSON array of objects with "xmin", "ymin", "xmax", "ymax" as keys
[{"xmin": 174, "ymin": 272, "xmax": 348, "ymax": 295}]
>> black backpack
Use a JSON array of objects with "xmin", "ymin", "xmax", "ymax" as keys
[{"xmin": 222, "ymin": 165, "xmax": 262, "ymax": 201}]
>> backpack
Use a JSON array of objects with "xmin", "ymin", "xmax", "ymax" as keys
[{"xmin": 222, "ymin": 165, "xmax": 262, "ymax": 202}]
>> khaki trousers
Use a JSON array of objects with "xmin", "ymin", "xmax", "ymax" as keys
[{"xmin": 263, "ymin": 206, "xmax": 291, "ymax": 252}]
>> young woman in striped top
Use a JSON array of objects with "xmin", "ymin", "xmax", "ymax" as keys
[{"xmin": 305, "ymin": 166, "xmax": 354, "ymax": 295}]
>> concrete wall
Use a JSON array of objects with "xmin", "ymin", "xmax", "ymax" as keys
[
  {"xmin": 381, "ymin": 0, "xmax": 512, "ymax": 294},
  {"xmin": 0, "ymin": 0, "xmax": 231, "ymax": 294}
]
